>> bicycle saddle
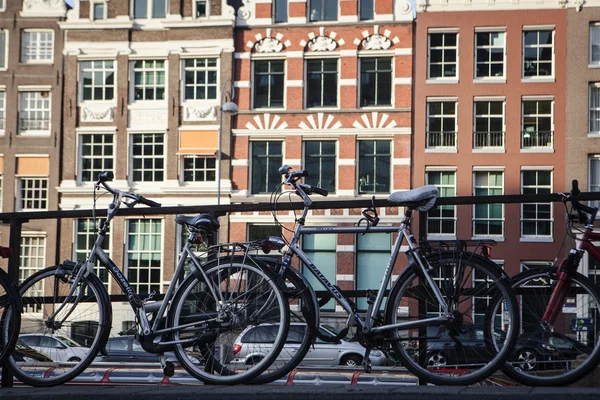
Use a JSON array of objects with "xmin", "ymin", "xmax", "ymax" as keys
[
  {"xmin": 388, "ymin": 185, "xmax": 439, "ymax": 211},
  {"xmin": 175, "ymin": 213, "xmax": 220, "ymax": 232}
]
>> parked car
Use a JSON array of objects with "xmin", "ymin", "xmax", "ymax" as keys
[
  {"xmin": 19, "ymin": 334, "xmax": 89, "ymax": 362},
  {"xmin": 419, "ymin": 325, "xmax": 592, "ymax": 371},
  {"xmin": 230, "ymin": 323, "xmax": 386, "ymax": 368},
  {"xmin": 94, "ymin": 336, "xmax": 202, "ymax": 365},
  {"xmin": 12, "ymin": 340, "xmax": 52, "ymax": 363}
]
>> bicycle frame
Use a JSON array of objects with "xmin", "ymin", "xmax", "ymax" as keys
[{"xmin": 280, "ymin": 204, "xmax": 451, "ymax": 335}]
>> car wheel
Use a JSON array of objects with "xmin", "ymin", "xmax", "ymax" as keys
[
  {"xmin": 426, "ymin": 352, "xmax": 447, "ymax": 368},
  {"xmin": 516, "ymin": 349, "xmax": 538, "ymax": 372},
  {"xmin": 68, "ymin": 357, "xmax": 82, "ymax": 362},
  {"xmin": 341, "ymin": 354, "xmax": 362, "ymax": 367},
  {"xmin": 246, "ymin": 356, "xmax": 263, "ymax": 366}
]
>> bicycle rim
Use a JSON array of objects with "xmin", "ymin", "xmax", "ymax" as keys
[
  {"xmin": 500, "ymin": 267, "xmax": 600, "ymax": 386},
  {"xmin": 170, "ymin": 260, "xmax": 290, "ymax": 385},
  {"xmin": 386, "ymin": 251, "xmax": 518, "ymax": 385},
  {"xmin": 7, "ymin": 265, "xmax": 110, "ymax": 386},
  {"xmin": 0, "ymin": 270, "xmax": 21, "ymax": 366}
]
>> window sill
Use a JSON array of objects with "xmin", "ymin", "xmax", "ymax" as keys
[
  {"xmin": 426, "ymin": 235, "xmax": 458, "ymax": 241},
  {"xmin": 17, "ymin": 131, "xmax": 51, "ymax": 137},
  {"xmin": 425, "ymin": 148, "xmax": 458, "ymax": 153},
  {"xmin": 473, "ymin": 148, "xmax": 505, "ymax": 153},
  {"xmin": 520, "ymin": 237, "xmax": 554, "ymax": 243},
  {"xmin": 20, "ymin": 61, "xmax": 54, "ymax": 66},
  {"xmin": 587, "ymin": 133, "xmax": 600, "ymax": 138},
  {"xmin": 426, "ymin": 78, "xmax": 459, "ymax": 85},
  {"xmin": 472, "ymin": 236, "xmax": 505, "ymax": 242},
  {"xmin": 588, "ymin": 64, "xmax": 600, "ymax": 69},
  {"xmin": 128, "ymin": 101, "xmax": 168, "ymax": 109},
  {"xmin": 521, "ymin": 77, "xmax": 555, "ymax": 84},
  {"xmin": 359, "ymin": 105, "xmax": 394, "ymax": 110},
  {"xmin": 305, "ymin": 106, "xmax": 340, "ymax": 111},
  {"xmin": 520, "ymin": 148, "xmax": 554, "ymax": 153},
  {"xmin": 473, "ymin": 78, "xmax": 506, "ymax": 84}
]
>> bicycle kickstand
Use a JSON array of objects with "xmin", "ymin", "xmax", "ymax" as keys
[{"xmin": 362, "ymin": 346, "xmax": 372, "ymax": 373}]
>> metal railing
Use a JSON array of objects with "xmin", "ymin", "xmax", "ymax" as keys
[
  {"xmin": 473, "ymin": 131, "xmax": 504, "ymax": 149},
  {"xmin": 426, "ymin": 131, "xmax": 456, "ymax": 149},
  {"xmin": 521, "ymin": 130, "xmax": 553, "ymax": 149},
  {"xmin": 18, "ymin": 118, "xmax": 50, "ymax": 132}
]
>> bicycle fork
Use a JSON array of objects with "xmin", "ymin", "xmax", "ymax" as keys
[{"xmin": 541, "ymin": 249, "xmax": 583, "ymax": 326}]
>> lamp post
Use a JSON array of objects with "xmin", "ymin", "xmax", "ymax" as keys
[{"xmin": 217, "ymin": 78, "xmax": 239, "ymax": 206}]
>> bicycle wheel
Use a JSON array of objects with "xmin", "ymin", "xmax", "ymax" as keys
[
  {"xmin": 6, "ymin": 264, "xmax": 112, "ymax": 386},
  {"xmin": 498, "ymin": 266, "xmax": 600, "ymax": 386},
  {"xmin": 0, "ymin": 268, "xmax": 21, "ymax": 367},
  {"xmin": 169, "ymin": 257, "xmax": 290, "ymax": 385},
  {"xmin": 249, "ymin": 263, "xmax": 316, "ymax": 384},
  {"xmin": 385, "ymin": 250, "xmax": 519, "ymax": 385}
]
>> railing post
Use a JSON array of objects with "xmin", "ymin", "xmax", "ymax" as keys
[{"xmin": 1, "ymin": 217, "xmax": 26, "ymax": 388}]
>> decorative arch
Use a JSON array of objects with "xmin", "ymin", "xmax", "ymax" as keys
[
  {"xmin": 353, "ymin": 25, "xmax": 400, "ymax": 50},
  {"xmin": 300, "ymin": 27, "xmax": 345, "ymax": 52},
  {"xmin": 299, "ymin": 113, "xmax": 342, "ymax": 130},
  {"xmin": 245, "ymin": 114, "xmax": 288, "ymax": 130},
  {"xmin": 352, "ymin": 112, "xmax": 397, "ymax": 130},
  {"xmin": 245, "ymin": 29, "xmax": 291, "ymax": 53}
]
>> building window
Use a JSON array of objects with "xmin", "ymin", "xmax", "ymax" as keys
[
  {"xmin": 195, "ymin": 0, "xmax": 207, "ymax": 17},
  {"xmin": 306, "ymin": 59, "xmax": 337, "ymax": 108},
  {"xmin": 251, "ymin": 141, "xmax": 282, "ymax": 194},
  {"xmin": 133, "ymin": 60, "xmax": 166, "ymax": 101},
  {"xmin": 80, "ymin": 61, "xmax": 115, "ymax": 102},
  {"xmin": 126, "ymin": 219, "xmax": 163, "ymax": 295},
  {"xmin": 302, "ymin": 233, "xmax": 336, "ymax": 311},
  {"xmin": 92, "ymin": 2, "xmax": 106, "ymax": 20},
  {"xmin": 426, "ymin": 170, "xmax": 456, "ymax": 236},
  {"xmin": 75, "ymin": 219, "xmax": 110, "ymax": 288},
  {"xmin": 590, "ymin": 156, "xmax": 600, "ymax": 209},
  {"xmin": 0, "ymin": 172, "xmax": 2, "ymax": 212},
  {"xmin": 360, "ymin": 58, "xmax": 392, "ymax": 107},
  {"xmin": 473, "ymin": 171, "xmax": 504, "ymax": 237},
  {"xmin": 426, "ymin": 100, "xmax": 456, "ymax": 149},
  {"xmin": 0, "ymin": 91, "xmax": 5, "ymax": 130},
  {"xmin": 20, "ymin": 236, "xmax": 46, "ymax": 313},
  {"xmin": 359, "ymin": 0, "xmax": 373, "ymax": 20},
  {"xmin": 475, "ymin": 31, "xmax": 505, "ymax": 78},
  {"xmin": 474, "ymin": 100, "xmax": 504, "ymax": 149},
  {"xmin": 522, "ymin": 99, "xmax": 553, "ymax": 149},
  {"xmin": 133, "ymin": 0, "xmax": 166, "ymax": 18},
  {"xmin": 428, "ymin": 32, "xmax": 457, "ymax": 79},
  {"xmin": 356, "ymin": 232, "xmax": 391, "ymax": 310},
  {"xmin": 248, "ymin": 224, "xmax": 282, "ymax": 241},
  {"xmin": 473, "ymin": 262, "xmax": 505, "ymax": 325},
  {"xmin": 590, "ymin": 84, "xmax": 600, "ymax": 134},
  {"xmin": 358, "ymin": 140, "xmax": 390, "ymax": 194},
  {"xmin": 304, "ymin": 141, "xmax": 336, "ymax": 193},
  {"xmin": 254, "ymin": 60, "xmax": 284, "ymax": 109},
  {"xmin": 591, "ymin": 25, "xmax": 600, "ymax": 64},
  {"xmin": 521, "ymin": 170, "xmax": 552, "ymax": 238},
  {"xmin": 131, "ymin": 133, "xmax": 164, "ymax": 182},
  {"xmin": 0, "ymin": 30, "xmax": 7, "ymax": 69},
  {"xmin": 18, "ymin": 178, "xmax": 48, "ymax": 211},
  {"xmin": 19, "ymin": 91, "xmax": 51, "ymax": 134},
  {"xmin": 183, "ymin": 58, "xmax": 218, "ymax": 100},
  {"xmin": 309, "ymin": 0, "xmax": 337, "ymax": 21},
  {"xmin": 183, "ymin": 156, "xmax": 216, "ymax": 182},
  {"xmin": 273, "ymin": 0, "xmax": 287, "ymax": 22},
  {"xmin": 80, "ymin": 134, "xmax": 114, "ymax": 182},
  {"xmin": 21, "ymin": 30, "xmax": 53, "ymax": 64},
  {"xmin": 523, "ymin": 30, "xmax": 554, "ymax": 78}
]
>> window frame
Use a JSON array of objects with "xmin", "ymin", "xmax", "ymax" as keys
[
  {"xmin": 520, "ymin": 169, "xmax": 553, "ymax": 240},
  {"xmin": 521, "ymin": 97, "xmax": 554, "ymax": 151},
  {"xmin": 474, "ymin": 29, "xmax": 506, "ymax": 81},
  {"xmin": 91, "ymin": 1, "xmax": 107, "ymax": 20},
  {"xmin": 74, "ymin": 218, "xmax": 111, "ymax": 290},
  {"xmin": 131, "ymin": 0, "xmax": 168, "ymax": 19},
  {"xmin": 589, "ymin": 155, "xmax": 600, "ymax": 212},
  {"xmin": 305, "ymin": 57, "xmax": 339, "ymax": 109},
  {"xmin": 472, "ymin": 170, "xmax": 505, "ymax": 239},
  {"xmin": 17, "ymin": 177, "xmax": 49, "ymax": 212},
  {"xmin": 252, "ymin": 59, "xmax": 286, "ymax": 110},
  {"xmin": 359, "ymin": 0, "xmax": 374, "ymax": 21},
  {"xmin": 427, "ymin": 30, "xmax": 459, "ymax": 81},
  {"xmin": 425, "ymin": 169, "xmax": 457, "ymax": 238},
  {"xmin": 181, "ymin": 57, "xmax": 219, "ymax": 102},
  {"xmin": 125, "ymin": 218, "xmax": 164, "ymax": 295},
  {"xmin": 129, "ymin": 132, "xmax": 166, "ymax": 184},
  {"xmin": 273, "ymin": 0, "xmax": 288, "ymax": 23},
  {"xmin": 0, "ymin": 29, "xmax": 8, "ymax": 71},
  {"xmin": 358, "ymin": 56, "xmax": 393, "ymax": 108},
  {"xmin": 78, "ymin": 133, "xmax": 115, "ymax": 183},
  {"xmin": 79, "ymin": 60, "xmax": 116, "ymax": 103},
  {"xmin": 250, "ymin": 140, "xmax": 284, "ymax": 195},
  {"xmin": 181, "ymin": 155, "xmax": 217, "ymax": 183},
  {"xmin": 0, "ymin": 91, "xmax": 5, "ymax": 132},
  {"xmin": 426, "ymin": 99, "xmax": 457, "ymax": 151},
  {"xmin": 19, "ymin": 235, "xmax": 46, "ymax": 313},
  {"xmin": 21, "ymin": 29, "xmax": 54, "ymax": 65},
  {"xmin": 590, "ymin": 83, "xmax": 600, "ymax": 135},
  {"xmin": 590, "ymin": 24, "xmax": 600, "ymax": 65},
  {"xmin": 522, "ymin": 28, "xmax": 555, "ymax": 81},
  {"xmin": 130, "ymin": 59, "xmax": 167, "ymax": 103},
  {"xmin": 303, "ymin": 140, "xmax": 337, "ymax": 194},
  {"xmin": 308, "ymin": 0, "xmax": 338, "ymax": 22},
  {"xmin": 194, "ymin": 0, "xmax": 209, "ymax": 18},
  {"xmin": 18, "ymin": 90, "xmax": 52, "ymax": 136},
  {"xmin": 473, "ymin": 99, "xmax": 505, "ymax": 151},
  {"xmin": 357, "ymin": 139, "xmax": 391, "ymax": 195}
]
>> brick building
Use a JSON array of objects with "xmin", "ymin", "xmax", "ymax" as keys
[
  {"xmin": 230, "ymin": 0, "xmax": 413, "ymax": 316},
  {"xmin": 0, "ymin": 0, "xmax": 66, "ymax": 288},
  {"xmin": 57, "ymin": 0, "xmax": 235, "ymax": 331},
  {"xmin": 414, "ymin": 1, "xmax": 567, "ymax": 279}
]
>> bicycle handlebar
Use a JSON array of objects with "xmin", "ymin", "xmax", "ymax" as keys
[
  {"xmin": 569, "ymin": 179, "xmax": 598, "ymax": 226},
  {"xmin": 95, "ymin": 171, "xmax": 162, "ymax": 208}
]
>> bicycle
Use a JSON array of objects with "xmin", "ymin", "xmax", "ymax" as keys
[
  {"xmin": 488, "ymin": 180, "xmax": 600, "ymax": 386},
  {"xmin": 0, "ymin": 247, "xmax": 22, "ymax": 370},
  {"xmin": 252, "ymin": 165, "xmax": 520, "ymax": 386},
  {"xmin": 5, "ymin": 171, "xmax": 290, "ymax": 386}
]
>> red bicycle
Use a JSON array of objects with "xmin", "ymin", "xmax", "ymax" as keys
[{"xmin": 492, "ymin": 180, "xmax": 600, "ymax": 386}]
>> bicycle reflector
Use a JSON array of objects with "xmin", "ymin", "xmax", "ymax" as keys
[
  {"xmin": 261, "ymin": 236, "xmax": 286, "ymax": 254},
  {"xmin": 482, "ymin": 245, "xmax": 492, "ymax": 259},
  {"xmin": 0, "ymin": 246, "xmax": 12, "ymax": 259}
]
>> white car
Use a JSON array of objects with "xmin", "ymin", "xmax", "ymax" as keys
[
  {"xmin": 19, "ymin": 334, "xmax": 90, "ymax": 363},
  {"xmin": 230, "ymin": 323, "xmax": 387, "ymax": 368}
]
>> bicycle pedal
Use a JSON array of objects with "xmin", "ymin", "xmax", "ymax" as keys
[{"xmin": 163, "ymin": 361, "xmax": 175, "ymax": 377}]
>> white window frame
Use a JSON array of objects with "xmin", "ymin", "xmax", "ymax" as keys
[
  {"xmin": 521, "ymin": 97, "xmax": 554, "ymax": 151},
  {"xmin": 473, "ymin": 261, "xmax": 505, "ymax": 325},
  {"xmin": 589, "ymin": 155, "xmax": 600, "ymax": 212},
  {"xmin": 194, "ymin": 0, "xmax": 209, "ymax": 18},
  {"xmin": 472, "ymin": 169, "xmax": 505, "ymax": 239},
  {"xmin": 252, "ymin": 58, "xmax": 286, "ymax": 110},
  {"xmin": 0, "ymin": 30, "xmax": 8, "ymax": 71},
  {"xmin": 304, "ymin": 57, "xmax": 340, "ymax": 110},
  {"xmin": 0, "ymin": 91, "xmax": 5, "ymax": 132},
  {"xmin": 91, "ymin": 1, "xmax": 107, "ymax": 20},
  {"xmin": 21, "ymin": 30, "xmax": 54, "ymax": 64},
  {"xmin": 17, "ymin": 176, "xmax": 49, "ymax": 211},
  {"xmin": 18, "ymin": 90, "xmax": 51, "ymax": 136},
  {"xmin": 0, "ymin": 172, "xmax": 3, "ymax": 212},
  {"xmin": 130, "ymin": 59, "xmax": 167, "ymax": 103},
  {"xmin": 425, "ymin": 169, "xmax": 457, "ymax": 238},
  {"xmin": 307, "ymin": 0, "xmax": 339, "ymax": 22},
  {"xmin": 129, "ymin": 132, "xmax": 166, "ymax": 184},
  {"xmin": 590, "ymin": 24, "xmax": 600, "ymax": 66},
  {"xmin": 78, "ymin": 133, "xmax": 115, "ymax": 183},
  {"xmin": 522, "ymin": 27, "xmax": 555, "ymax": 81},
  {"xmin": 181, "ymin": 58, "xmax": 219, "ymax": 102},
  {"xmin": 20, "ymin": 234, "xmax": 47, "ymax": 313},
  {"xmin": 131, "ymin": 0, "xmax": 168, "ymax": 19},
  {"xmin": 0, "ymin": 0, "xmax": 5, "ymax": 12},
  {"xmin": 427, "ymin": 29, "xmax": 459, "ymax": 82},
  {"xmin": 357, "ymin": 139, "xmax": 392, "ymax": 195},
  {"xmin": 473, "ymin": 99, "xmax": 505, "ymax": 152},
  {"xmin": 181, "ymin": 155, "xmax": 217, "ymax": 183},
  {"xmin": 124, "ymin": 218, "xmax": 164, "ymax": 295},
  {"xmin": 474, "ymin": 29, "xmax": 506, "ymax": 81},
  {"xmin": 590, "ymin": 83, "xmax": 600, "ymax": 135},
  {"xmin": 249, "ymin": 140, "xmax": 284, "ymax": 196},
  {"xmin": 425, "ymin": 98, "xmax": 457, "ymax": 152},
  {"xmin": 74, "ymin": 218, "xmax": 111, "ymax": 290},
  {"xmin": 302, "ymin": 140, "xmax": 337, "ymax": 194},
  {"xmin": 358, "ymin": 56, "xmax": 394, "ymax": 108},
  {"xmin": 79, "ymin": 60, "xmax": 116, "ymax": 103},
  {"xmin": 520, "ymin": 169, "xmax": 553, "ymax": 241}
]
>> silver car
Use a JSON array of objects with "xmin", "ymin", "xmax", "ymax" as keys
[{"xmin": 230, "ymin": 323, "xmax": 386, "ymax": 368}]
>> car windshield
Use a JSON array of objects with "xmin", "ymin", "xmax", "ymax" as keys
[{"xmin": 58, "ymin": 336, "xmax": 81, "ymax": 347}]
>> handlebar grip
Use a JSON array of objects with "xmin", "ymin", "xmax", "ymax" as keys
[
  {"xmin": 139, "ymin": 196, "xmax": 161, "ymax": 208},
  {"xmin": 97, "ymin": 171, "xmax": 114, "ymax": 182},
  {"xmin": 311, "ymin": 186, "xmax": 328, "ymax": 197},
  {"xmin": 572, "ymin": 179, "xmax": 580, "ymax": 196},
  {"xmin": 290, "ymin": 169, "xmax": 309, "ymax": 179}
]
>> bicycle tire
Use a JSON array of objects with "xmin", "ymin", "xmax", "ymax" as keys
[
  {"xmin": 498, "ymin": 266, "xmax": 600, "ymax": 386},
  {"xmin": 385, "ymin": 250, "xmax": 519, "ymax": 385},
  {"xmin": 0, "ymin": 268, "xmax": 21, "ymax": 367},
  {"xmin": 169, "ymin": 257, "xmax": 290, "ymax": 385},
  {"xmin": 249, "ymin": 262, "xmax": 317, "ymax": 384},
  {"xmin": 7, "ymin": 264, "xmax": 112, "ymax": 387}
]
